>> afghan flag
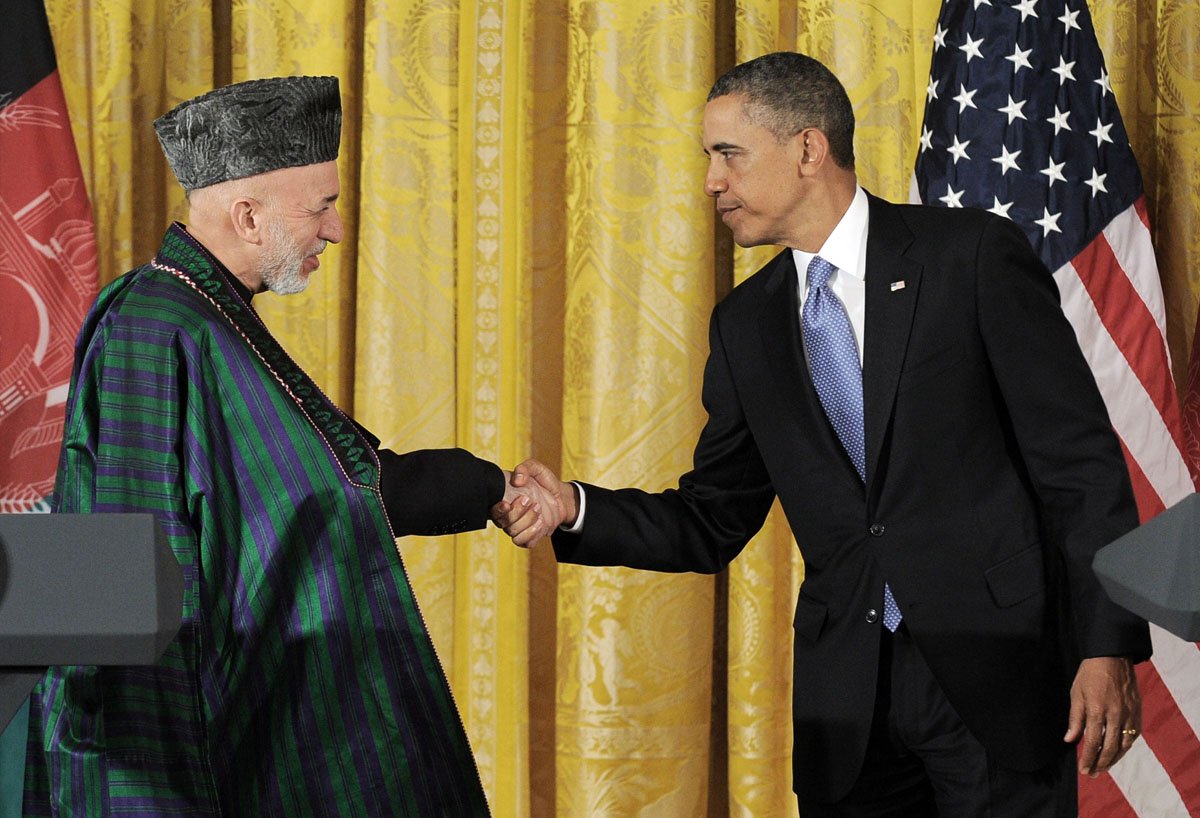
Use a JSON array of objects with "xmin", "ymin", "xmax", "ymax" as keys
[{"xmin": 0, "ymin": 0, "xmax": 98, "ymax": 813}]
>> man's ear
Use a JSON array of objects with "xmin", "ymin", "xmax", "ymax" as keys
[
  {"xmin": 797, "ymin": 127, "xmax": 830, "ymax": 176},
  {"xmin": 229, "ymin": 197, "xmax": 267, "ymax": 244}
]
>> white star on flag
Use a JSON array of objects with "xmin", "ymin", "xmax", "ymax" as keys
[
  {"xmin": 1090, "ymin": 120, "xmax": 1114, "ymax": 147},
  {"xmin": 998, "ymin": 95, "xmax": 1027, "ymax": 123},
  {"xmin": 947, "ymin": 135, "xmax": 971, "ymax": 164},
  {"xmin": 987, "ymin": 196, "xmax": 1014, "ymax": 218},
  {"xmin": 1040, "ymin": 158, "xmax": 1068, "ymax": 187},
  {"xmin": 1013, "ymin": 0, "xmax": 1038, "ymax": 22},
  {"xmin": 992, "ymin": 145, "xmax": 1021, "ymax": 175},
  {"xmin": 1052, "ymin": 56, "xmax": 1076, "ymax": 84},
  {"xmin": 939, "ymin": 186, "xmax": 965, "ymax": 207},
  {"xmin": 959, "ymin": 33, "xmax": 985, "ymax": 63},
  {"xmin": 953, "ymin": 85, "xmax": 978, "ymax": 112},
  {"xmin": 1084, "ymin": 168, "xmax": 1108, "ymax": 197},
  {"xmin": 1033, "ymin": 207, "xmax": 1062, "ymax": 236},
  {"xmin": 1005, "ymin": 44, "xmax": 1033, "ymax": 72},
  {"xmin": 1048, "ymin": 106, "xmax": 1071, "ymax": 134}
]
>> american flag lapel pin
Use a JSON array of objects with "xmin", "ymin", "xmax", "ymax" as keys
[{"xmin": 890, "ymin": 280, "xmax": 906, "ymax": 292}]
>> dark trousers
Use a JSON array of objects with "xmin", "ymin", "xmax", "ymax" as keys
[{"xmin": 798, "ymin": 624, "xmax": 1077, "ymax": 818}]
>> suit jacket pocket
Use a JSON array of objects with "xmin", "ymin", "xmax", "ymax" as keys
[
  {"xmin": 984, "ymin": 543, "xmax": 1046, "ymax": 608},
  {"xmin": 793, "ymin": 594, "xmax": 829, "ymax": 644}
]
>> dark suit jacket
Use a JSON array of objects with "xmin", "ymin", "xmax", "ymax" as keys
[{"xmin": 552, "ymin": 194, "xmax": 1152, "ymax": 802}]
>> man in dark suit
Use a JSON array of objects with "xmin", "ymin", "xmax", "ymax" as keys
[{"xmin": 498, "ymin": 52, "xmax": 1151, "ymax": 816}]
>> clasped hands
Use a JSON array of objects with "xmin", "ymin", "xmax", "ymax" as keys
[{"xmin": 491, "ymin": 460, "xmax": 576, "ymax": 546}]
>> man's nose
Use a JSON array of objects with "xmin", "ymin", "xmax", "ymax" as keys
[
  {"xmin": 322, "ymin": 207, "xmax": 344, "ymax": 244},
  {"xmin": 704, "ymin": 165, "xmax": 727, "ymax": 198}
]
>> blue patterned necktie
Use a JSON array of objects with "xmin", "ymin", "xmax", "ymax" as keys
[{"xmin": 802, "ymin": 255, "xmax": 902, "ymax": 631}]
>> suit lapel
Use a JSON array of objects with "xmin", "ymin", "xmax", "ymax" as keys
[
  {"xmin": 863, "ymin": 195, "xmax": 922, "ymax": 486},
  {"xmin": 758, "ymin": 250, "xmax": 811, "ymax": 423}
]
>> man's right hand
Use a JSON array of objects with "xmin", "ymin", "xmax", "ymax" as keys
[
  {"xmin": 513, "ymin": 460, "xmax": 577, "ymax": 526},
  {"xmin": 492, "ymin": 464, "xmax": 564, "ymax": 547},
  {"xmin": 492, "ymin": 460, "xmax": 578, "ymax": 544}
]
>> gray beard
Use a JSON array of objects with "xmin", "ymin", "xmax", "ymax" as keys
[{"xmin": 259, "ymin": 220, "xmax": 312, "ymax": 295}]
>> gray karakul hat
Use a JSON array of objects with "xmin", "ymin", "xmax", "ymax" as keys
[{"xmin": 153, "ymin": 76, "xmax": 341, "ymax": 191}]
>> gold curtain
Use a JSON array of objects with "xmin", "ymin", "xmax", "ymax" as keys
[{"xmin": 46, "ymin": 0, "xmax": 1200, "ymax": 815}]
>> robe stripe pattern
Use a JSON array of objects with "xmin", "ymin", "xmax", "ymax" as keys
[
  {"xmin": 912, "ymin": 1, "xmax": 1200, "ymax": 815},
  {"xmin": 23, "ymin": 225, "xmax": 491, "ymax": 816}
]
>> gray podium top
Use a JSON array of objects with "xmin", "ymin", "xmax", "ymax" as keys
[
  {"xmin": 1093, "ymin": 493, "xmax": 1200, "ymax": 642},
  {"xmin": 0, "ymin": 513, "xmax": 182, "ymax": 730}
]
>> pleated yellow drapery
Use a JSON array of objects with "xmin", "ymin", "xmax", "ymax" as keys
[
  {"xmin": 556, "ymin": 3, "xmax": 718, "ymax": 814},
  {"xmin": 45, "ymin": 0, "xmax": 1200, "ymax": 815}
]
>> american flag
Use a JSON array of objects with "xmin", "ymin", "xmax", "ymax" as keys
[{"xmin": 912, "ymin": 1, "xmax": 1200, "ymax": 815}]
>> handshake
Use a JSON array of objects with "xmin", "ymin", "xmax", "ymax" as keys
[{"xmin": 492, "ymin": 460, "xmax": 579, "ymax": 546}]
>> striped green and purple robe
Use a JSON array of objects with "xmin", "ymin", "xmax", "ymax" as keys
[{"xmin": 24, "ymin": 225, "xmax": 495, "ymax": 816}]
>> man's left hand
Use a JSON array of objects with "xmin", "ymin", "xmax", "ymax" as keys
[{"xmin": 1064, "ymin": 656, "xmax": 1141, "ymax": 777}]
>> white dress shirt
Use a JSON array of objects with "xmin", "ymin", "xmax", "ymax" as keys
[{"xmin": 793, "ymin": 185, "xmax": 870, "ymax": 364}]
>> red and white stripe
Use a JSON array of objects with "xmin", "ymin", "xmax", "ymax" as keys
[{"xmin": 1052, "ymin": 197, "xmax": 1200, "ymax": 817}]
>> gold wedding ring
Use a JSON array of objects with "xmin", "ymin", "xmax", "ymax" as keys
[{"xmin": 1121, "ymin": 728, "xmax": 1139, "ymax": 737}]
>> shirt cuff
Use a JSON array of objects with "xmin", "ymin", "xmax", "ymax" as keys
[{"xmin": 560, "ymin": 481, "xmax": 586, "ymax": 533}]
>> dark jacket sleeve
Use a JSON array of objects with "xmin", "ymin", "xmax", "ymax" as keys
[
  {"xmin": 376, "ymin": 447, "xmax": 505, "ymax": 537},
  {"xmin": 974, "ymin": 215, "xmax": 1151, "ymax": 662},
  {"xmin": 352, "ymin": 421, "xmax": 505, "ymax": 537}
]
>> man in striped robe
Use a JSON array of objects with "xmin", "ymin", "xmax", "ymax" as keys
[{"xmin": 23, "ymin": 75, "xmax": 554, "ymax": 816}]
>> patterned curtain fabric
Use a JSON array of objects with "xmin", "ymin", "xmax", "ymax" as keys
[{"xmin": 45, "ymin": 0, "xmax": 1200, "ymax": 814}]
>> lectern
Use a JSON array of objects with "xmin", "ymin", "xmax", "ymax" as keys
[
  {"xmin": 1093, "ymin": 492, "xmax": 1200, "ymax": 642},
  {"xmin": 0, "ymin": 514, "xmax": 182, "ymax": 731}
]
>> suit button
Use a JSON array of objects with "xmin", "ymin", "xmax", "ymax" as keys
[
  {"xmin": 869, "ymin": 523, "xmax": 885, "ymax": 536},
  {"xmin": 865, "ymin": 608, "xmax": 879, "ymax": 624}
]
